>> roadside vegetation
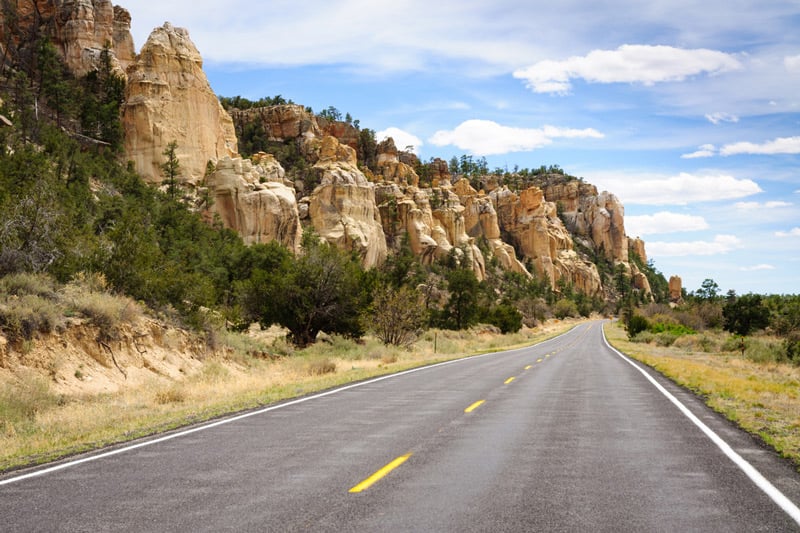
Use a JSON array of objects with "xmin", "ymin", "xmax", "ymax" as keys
[
  {"xmin": 610, "ymin": 281, "xmax": 800, "ymax": 469},
  {"xmin": 0, "ymin": 314, "xmax": 575, "ymax": 472}
]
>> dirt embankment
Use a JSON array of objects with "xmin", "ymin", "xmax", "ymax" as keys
[{"xmin": 0, "ymin": 318, "xmax": 214, "ymax": 396}]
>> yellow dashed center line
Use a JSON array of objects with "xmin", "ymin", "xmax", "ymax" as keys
[
  {"xmin": 465, "ymin": 400, "xmax": 486, "ymax": 413},
  {"xmin": 504, "ymin": 377, "xmax": 516, "ymax": 385},
  {"xmin": 349, "ymin": 453, "xmax": 412, "ymax": 493},
  {"xmin": 524, "ymin": 365, "xmax": 533, "ymax": 370}
]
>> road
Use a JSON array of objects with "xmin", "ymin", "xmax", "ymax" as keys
[{"xmin": 2, "ymin": 321, "xmax": 800, "ymax": 531}]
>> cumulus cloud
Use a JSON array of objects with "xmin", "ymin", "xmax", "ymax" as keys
[
  {"xmin": 589, "ymin": 172, "xmax": 762, "ymax": 205},
  {"xmin": 647, "ymin": 235, "xmax": 743, "ymax": 257},
  {"xmin": 428, "ymin": 120, "xmax": 604, "ymax": 156},
  {"xmin": 513, "ymin": 45, "xmax": 742, "ymax": 95},
  {"xmin": 681, "ymin": 144, "xmax": 717, "ymax": 159},
  {"xmin": 377, "ymin": 127, "xmax": 423, "ymax": 154},
  {"xmin": 775, "ymin": 227, "xmax": 800, "ymax": 238},
  {"xmin": 720, "ymin": 136, "xmax": 800, "ymax": 156},
  {"xmin": 740, "ymin": 264, "xmax": 776, "ymax": 271},
  {"xmin": 625, "ymin": 212, "xmax": 709, "ymax": 236},
  {"xmin": 734, "ymin": 201, "xmax": 792, "ymax": 210},
  {"xmin": 705, "ymin": 112, "xmax": 739, "ymax": 124}
]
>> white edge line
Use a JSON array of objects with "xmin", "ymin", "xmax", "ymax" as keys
[
  {"xmin": 601, "ymin": 324, "xmax": 800, "ymax": 526},
  {"xmin": 0, "ymin": 324, "xmax": 583, "ymax": 487}
]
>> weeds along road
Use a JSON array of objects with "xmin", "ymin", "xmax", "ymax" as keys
[{"xmin": 2, "ymin": 320, "xmax": 800, "ymax": 531}]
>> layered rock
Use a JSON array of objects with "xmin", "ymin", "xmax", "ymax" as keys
[
  {"xmin": 630, "ymin": 237, "xmax": 647, "ymax": 263},
  {"xmin": 230, "ymin": 105, "xmax": 321, "ymax": 143},
  {"xmin": 0, "ymin": 0, "xmax": 134, "ymax": 77},
  {"xmin": 543, "ymin": 181, "xmax": 628, "ymax": 264},
  {"xmin": 452, "ymin": 179, "xmax": 529, "ymax": 277},
  {"xmin": 122, "ymin": 23, "xmax": 238, "ymax": 184},
  {"xmin": 306, "ymin": 136, "xmax": 387, "ymax": 268},
  {"xmin": 204, "ymin": 155, "xmax": 302, "ymax": 252},
  {"xmin": 491, "ymin": 185, "xmax": 602, "ymax": 295},
  {"xmin": 376, "ymin": 138, "xmax": 419, "ymax": 186}
]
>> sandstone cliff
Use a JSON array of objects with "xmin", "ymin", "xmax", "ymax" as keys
[
  {"xmin": 122, "ymin": 23, "xmax": 238, "ymax": 185},
  {"xmin": 204, "ymin": 154, "xmax": 302, "ymax": 252},
  {"xmin": 0, "ymin": 0, "xmax": 134, "ymax": 77},
  {"xmin": 306, "ymin": 136, "xmax": 387, "ymax": 269}
]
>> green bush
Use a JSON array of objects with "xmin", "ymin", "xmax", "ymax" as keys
[
  {"xmin": 784, "ymin": 332, "xmax": 800, "ymax": 366},
  {"xmin": 485, "ymin": 304, "xmax": 523, "ymax": 334},
  {"xmin": 553, "ymin": 299, "xmax": 579, "ymax": 319},
  {"xmin": 625, "ymin": 314, "xmax": 649, "ymax": 338}
]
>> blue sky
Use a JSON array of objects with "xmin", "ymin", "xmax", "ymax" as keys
[{"xmin": 124, "ymin": 0, "xmax": 800, "ymax": 295}]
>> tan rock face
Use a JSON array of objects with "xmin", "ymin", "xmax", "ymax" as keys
[
  {"xmin": 630, "ymin": 237, "xmax": 647, "ymax": 263},
  {"xmin": 318, "ymin": 117, "xmax": 359, "ymax": 151},
  {"xmin": 375, "ymin": 182, "xmax": 488, "ymax": 280},
  {"xmin": 205, "ymin": 156, "xmax": 302, "ymax": 252},
  {"xmin": 491, "ymin": 185, "xmax": 602, "ymax": 295},
  {"xmin": 0, "ymin": 0, "xmax": 134, "ymax": 77},
  {"xmin": 544, "ymin": 181, "xmax": 628, "ymax": 264},
  {"xmin": 669, "ymin": 275, "xmax": 683, "ymax": 303},
  {"xmin": 452, "ymin": 179, "xmax": 529, "ymax": 277},
  {"xmin": 307, "ymin": 136, "xmax": 387, "ymax": 268},
  {"xmin": 231, "ymin": 105, "xmax": 321, "ymax": 143},
  {"xmin": 122, "ymin": 23, "xmax": 238, "ymax": 185},
  {"xmin": 377, "ymin": 137, "xmax": 419, "ymax": 187}
]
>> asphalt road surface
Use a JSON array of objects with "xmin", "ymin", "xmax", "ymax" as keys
[{"xmin": 2, "ymin": 321, "xmax": 800, "ymax": 531}]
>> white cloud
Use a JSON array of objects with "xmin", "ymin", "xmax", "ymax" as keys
[
  {"xmin": 647, "ymin": 235, "xmax": 743, "ymax": 257},
  {"xmin": 720, "ymin": 136, "xmax": 800, "ymax": 156},
  {"xmin": 775, "ymin": 227, "xmax": 800, "ymax": 238},
  {"xmin": 377, "ymin": 127, "xmax": 423, "ymax": 154},
  {"xmin": 428, "ymin": 120, "xmax": 604, "ymax": 156},
  {"xmin": 785, "ymin": 54, "xmax": 800, "ymax": 73},
  {"xmin": 625, "ymin": 212, "xmax": 709, "ymax": 236},
  {"xmin": 513, "ymin": 45, "xmax": 742, "ymax": 95},
  {"xmin": 681, "ymin": 144, "xmax": 717, "ymax": 159},
  {"xmin": 734, "ymin": 201, "xmax": 792, "ymax": 210},
  {"xmin": 589, "ymin": 172, "xmax": 762, "ymax": 205},
  {"xmin": 740, "ymin": 264, "xmax": 776, "ymax": 271},
  {"xmin": 705, "ymin": 112, "xmax": 739, "ymax": 124}
]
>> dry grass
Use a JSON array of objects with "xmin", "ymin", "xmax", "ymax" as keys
[
  {"xmin": 605, "ymin": 321, "xmax": 800, "ymax": 469},
  {"xmin": 0, "ymin": 320, "xmax": 579, "ymax": 472}
]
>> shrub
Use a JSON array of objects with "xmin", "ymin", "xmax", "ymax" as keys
[
  {"xmin": 625, "ymin": 314, "xmax": 649, "ymax": 339},
  {"xmin": 0, "ymin": 295, "xmax": 62, "ymax": 344},
  {"xmin": 485, "ymin": 304, "xmax": 523, "ymax": 334},
  {"xmin": 307, "ymin": 358, "xmax": 336, "ymax": 376},
  {"xmin": 553, "ymin": 299, "xmax": 579, "ymax": 319},
  {"xmin": 0, "ymin": 273, "xmax": 57, "ymax": 299},
  {"xmin": 631, "ymin": 331, "xmax": 655, "ymax": 344},
  {"xmin": 784, "ymin": 331, "xmax": 800, "ymax": 366}
]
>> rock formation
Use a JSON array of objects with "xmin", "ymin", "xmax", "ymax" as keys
[
  {"xmin": 630, "ymin": 238, "xmax": 647, "ymax": 263},
  {"xmin": 543, "ymin": 180, "xmax": 628, "ymax": 264},
  {"xmin": 376, "ymin": 138, "xmax": 419, "ymax": 187},
  {"xmin": 0, "ymin": 1, "xmax": 134, "ymax": 77},
  {"xmin": 306, "ymin": 136, "xmax": 387, "ymax": 268},
  {"xmin": 230, "ymin": 105, "xmax": 321, "ymax": 143},
  {"xmin": 491, "ymin": 185, "xmax": 602, "ymax": 295},
  {"xmin": 122, "ymin": 23, "xmax": 238, "ymax": 185},
  {"xmin": 204, "ymin": 154, "xmax": 302, "ymax": 252},
  {"xmin": 669, "ymin": 276, "xmax": 684, "ymax": 303}
]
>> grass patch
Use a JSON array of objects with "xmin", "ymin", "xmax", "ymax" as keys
[{"xmin": 604, "ymin": 321, "xmax": 800, "ymax": 470}]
